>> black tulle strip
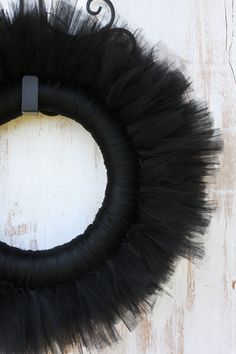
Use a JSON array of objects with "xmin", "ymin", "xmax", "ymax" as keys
[{"xmin": 0, "ymin": 0, "xmax": 223, "ymax": 353}]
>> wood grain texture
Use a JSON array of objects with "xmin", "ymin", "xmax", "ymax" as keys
[{"xmin": 0, "ymin": 0, "xmax": 234, "ymax": 353}]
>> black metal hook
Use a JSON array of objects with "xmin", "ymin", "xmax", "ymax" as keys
[{"xmin": 86, "ymin": 0, "xmax": 115, "ymax": 28}]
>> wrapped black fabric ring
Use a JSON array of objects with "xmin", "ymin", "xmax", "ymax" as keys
[
  {"xmin": 0, "ymin": 81, "xmax": 138, "ymax": 287},
  {"xmin": 0, "ymin": 0, "xmax": 223, "ymax": 353}
]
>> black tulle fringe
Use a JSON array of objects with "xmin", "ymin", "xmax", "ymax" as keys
[{"xmin": 0, "ymin": 0, "xmax": 223, "ymax": 353}]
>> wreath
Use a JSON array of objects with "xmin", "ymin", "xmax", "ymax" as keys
[{"xmin": 0, "ymin": 0, "xmax": 223, "ymax": 353}]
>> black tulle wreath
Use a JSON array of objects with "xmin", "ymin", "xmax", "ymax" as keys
[{"xmin": 0, "ymin": 0, "xmax": 223, "ymax": 353}]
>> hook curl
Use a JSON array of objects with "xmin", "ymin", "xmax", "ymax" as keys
[{"xmin": 86, "ymin": 0, "xmax": 115, "ymax": 28}]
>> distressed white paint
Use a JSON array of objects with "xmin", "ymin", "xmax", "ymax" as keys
[{"xmin": 0, "ymin": 0, "xmax": 235, "ymax": 354}]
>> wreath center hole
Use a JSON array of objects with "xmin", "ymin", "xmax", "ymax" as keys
[{"xmin": 0, "ymin": 114, "xmax": 107, "ymax": 250}]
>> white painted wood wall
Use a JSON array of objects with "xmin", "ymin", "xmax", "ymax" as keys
[{"xmin": 0, "ymin": 0, "xmax": 235, "ymax": 353}]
